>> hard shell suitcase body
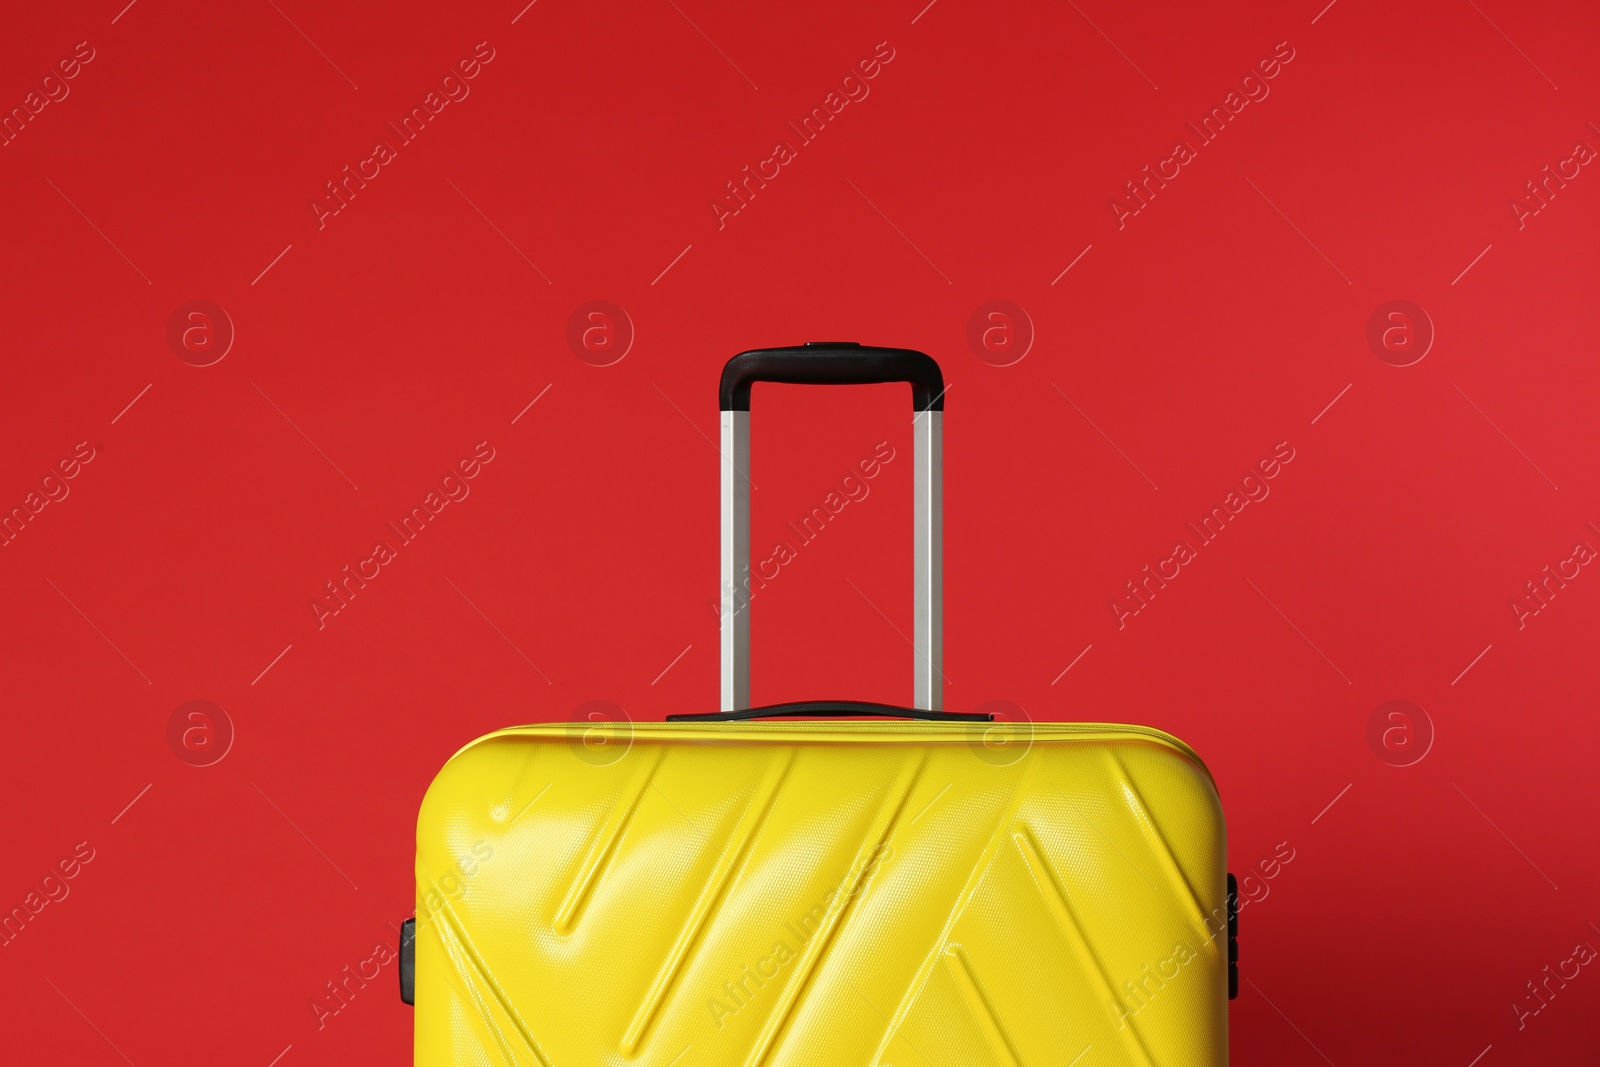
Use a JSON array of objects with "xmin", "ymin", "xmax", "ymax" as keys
[{"xmin": 409, "ymin": 345, "xmax": 1233, "ymax": 1066}]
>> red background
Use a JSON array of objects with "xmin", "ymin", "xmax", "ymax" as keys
[{"xmin": 2, "ymin": 0, "xmax": 1596, "ymax": 1063}]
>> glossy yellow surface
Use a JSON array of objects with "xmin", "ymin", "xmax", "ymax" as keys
[{"xmin": 416, "ymin": 722, "xmax": 1227, "ymax": 1066}]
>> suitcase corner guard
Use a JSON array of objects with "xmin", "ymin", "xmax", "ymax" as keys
[
  {"xmin": 1227, "ymin": 872, "xmax": 1239, "ymax": 1000},
  {"xmin": 398, "ymin": 917, "xmax": 416, "ymax": 1006}
]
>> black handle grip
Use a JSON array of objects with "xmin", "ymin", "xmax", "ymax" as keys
[
  {"xmin": 667, "ymin": 700, "xmax": 990, "ymax": 722},
  {"xmin": 720, "ymin": 343, "xmax": 945, "ymax": 412}
]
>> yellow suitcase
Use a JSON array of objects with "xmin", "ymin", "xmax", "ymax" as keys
[{"xmin": 405, "ymin": 346, "xmax": 1233, "ymax": 1066}]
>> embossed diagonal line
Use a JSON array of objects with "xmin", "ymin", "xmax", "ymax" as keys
[
  {"xmin": 865, "ymin": 753, "xmax": 1039, "ymax": 1067},
  {"xmin": 1013, "ymin": 827, "xmax": 1157, "ymax": 1067},
  {"xmin": 554, "ymin": 747, "xmax": 665, "ymax": 932},
  {"xmin": 1050, "ymin": 777, "xmax": 1160, "ymax": 899},
  {"xmin": 741, "ymin": 752, "xmax": 930, "ymax": 1067},
  {"xmin": 945, "ymin": 944, "xmax": 1026, "ymax": 1067},
  {"xmin": 429, "ymin": 895, "xmax": 554, "ymax": 1067},
  {"xmin": 432, "ymin": 933, "xmax": 523, "ymax": 1067},
  {"xmin": 621, "ymin": 750, "xmax": 798, "ymax": 1054},
  {"xmin": 1103, "ymin": 749, "xmax": 1211, "ymax": 945}
]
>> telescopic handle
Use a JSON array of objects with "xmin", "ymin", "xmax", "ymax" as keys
[
  {"xmin": 719, "ymin": 342, "xmax": 945, "ymax": 412},
  {"xmin": 718, "ymin": 342, "xmax": 944, "ymax": 712},
  {"xmin": 669, "ymin": 701, "xmax": 987, "ymax": 723}
]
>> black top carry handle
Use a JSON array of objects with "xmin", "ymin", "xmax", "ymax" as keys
[
  {"xmin": 719, "ymin": 342, "xmax": 945, "ymax": 412},
  {"xmin": 668, "ymin": 700, "xmax": 991, "ymax": 723}
]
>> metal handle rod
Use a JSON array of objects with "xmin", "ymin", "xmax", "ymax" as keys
[
  {"xmin": 720, "ymin": 409, "xmax": 752, "ymax": 711},
  {"xmin": 719, "ymin": 399, "xmax": 943, "ymax": 712},
  {"xmin": 913, "ymin": 408, "xmax": 943, "ymax": 711}
]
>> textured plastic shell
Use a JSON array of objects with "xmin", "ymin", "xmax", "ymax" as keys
[{"xmin": 415, "ymin": 721, "xmax": 1227, "ymax": 1066}]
